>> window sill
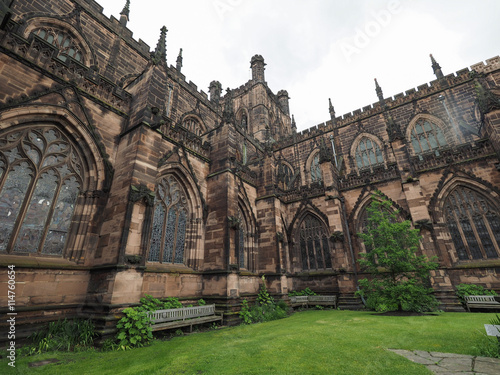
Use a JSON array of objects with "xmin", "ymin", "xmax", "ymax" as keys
[
  {"xmin": 144, "ymin": 263, "xmax": 197, "ymax": 274},
  {"xmin": 0, "ymin": 253, "xmax": 87, "ymax": 270}
]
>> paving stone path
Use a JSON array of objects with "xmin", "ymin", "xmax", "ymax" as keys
[{"xmin": 388, "ymin": 349, "xmax": 500, "ymax": 374}]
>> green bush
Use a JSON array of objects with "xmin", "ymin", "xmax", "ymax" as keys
[
  {"xmin": 475, "ymin": 314, "xmax": 500, "ymax": 358},
  {"xmin": 116, "ymin": 307, "xmax": 153, "ymax": 350},
  {"xmin": 23, "ymin": 318, "xmax": 96, "ymax": 355},
  {"xmin": 455, "ymin": 284, "xmax": 497, "ymax": 306},
  {"xmin": 288, "ymin": 288, "xmax": 317, "ymax": 297},
  {"xmin": 114, "ymin": 295, "xmax": 185, "ymax": 350},
  {"xmin": 238, "ymin": 277, "xmax": 290, "ymax": 324}
]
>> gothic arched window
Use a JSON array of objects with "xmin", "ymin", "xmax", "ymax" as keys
[
  {"xmin": 410, "ymin": 118, "xmax": 447, "ymax": 154},
  {"xmin": 355, "ymin": 137, "xmax": 383, "ymax": 169},
  {"xmin": 0, "ymin": 126, "xmax": 83, "ymax": 254},
  {"xmin": 237, "ymin": 207, "xmax": 248, "ymax": 269},
  {"xmin": 148, "ymin": 175, "xmax": 189, "ymax": 264},
  {"xmin": 298, "ymin": 215, "xmax": 332, "ymax": 271},
  {"xmin": 277, "ymin": 163, "xmax": 294, "ymax": 190},
  {"xmin": 33, "ymin": 27, "xmax": 84, "ymax": 63},
  {"xmin": 444, "ymin": 186, "xmax": 500, "ymax": 261},
  {"xmin": 311, "ymin": 154, "xmax": 322, "ymax": 183},
  {"xmin": 241, "ymin": 114, "xmax": 248, "ymax": 130},
  {"xmin": 182, "ymin": 118, "xmax": 202, "ymax": 136}
]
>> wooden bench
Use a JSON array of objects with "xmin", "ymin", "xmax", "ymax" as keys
[
  {"xmin": 147, "ymin": 304, "xmax": 223, "ymax": 332},
  {"xmin": 290, "ymin": 295, "xmax": 337, "ymax": 308},
  {"xmin": 465, "ymin": 295, "xmax": 500, "ymax": 312}
]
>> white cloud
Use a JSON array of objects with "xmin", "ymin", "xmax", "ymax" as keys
[{"xmin": 96, "ymin": 0, "xmax": 500, "ymax": 131}]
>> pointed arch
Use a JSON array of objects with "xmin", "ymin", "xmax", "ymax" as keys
[
  {"xmin": 292, "ymin": 211, "xmax": 332, "ymax": 271},
  {"xmin": 151, "ymin": 163, "xmax": 204, "ymax": 269},
  {"xmin": 405, "ymin": 114, "xmax": 450, "ymax": 156},
  {"xmin": 0, "ymin": 106, "xmax": 107, "ymax": 261},
  {"xmin": 179, "ymin": 114, "xmax": 206, "ymax": 137},
  {"xmin": 235, "ymin": 108, "xmax": 249, "ymax": 131},
  {"xmin": 236, "ymin": 195, "xmax": 257, "ymax": 271},
  {"xmin": 432, "ymin": 176, "xmax": 500, "ymax": 263},
  {"xmin": 350, "ymin": 133, "xmax": 385, "ymax": 171},
  {"xmin": 23, "ymin": 17, "xmax": 97, "ymax": 67},
  {"xmin": 306, "ymin": 149, "xmax": 322, "ymax": 184}
]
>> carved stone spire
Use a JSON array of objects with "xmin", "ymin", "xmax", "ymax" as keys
[
  {"xmin": 329, "ymin": 98, "xmax": 336, "ymax": 124},
  {"xmin": 375, "ymin": 78, "xmax": 384, "ymax": 102},
  {"xmin": 430, "ymin": 54, "xmax": 444, "ymax": 79},
  {"xmin": 152, "ymin": 26, "xmax": 167, "ymax": 65},
  {"xmin": 119, "ymin": 0, "xmax": 130, "ymax": 26},
  {"xmin": 176, "ymin": 48, "xmax": 183, "ymax": 71},
  {"xmin": 291, "ymin": 114, "xmax": 297, "ymax": 132}
]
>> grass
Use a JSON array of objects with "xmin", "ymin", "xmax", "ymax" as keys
[{"xmin": 2, "ymin": 310, "xmax": 498, "ymax": 375}]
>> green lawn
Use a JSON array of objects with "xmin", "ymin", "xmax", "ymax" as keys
[{"xmin": 2, "ymin": 310, "xmax": 497, "ymax": 375}]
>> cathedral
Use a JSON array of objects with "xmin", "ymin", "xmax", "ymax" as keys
[{"xmin": 1, "ymin": 0, "xmax": 500, "ymax": 341}]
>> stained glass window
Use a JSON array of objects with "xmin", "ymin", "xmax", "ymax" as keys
[
  {"xmin": 0, "ymin": 126, "xmax": 83, "ymax": 253},
  {"xmin": 34, "ymin": 28, "xmax": 83, "ymax": 63},
  {"xmin": 238, "ymin": 208, "xmax": 247, "ymax": 269},
  {"xmin": 298, "ymin": 215, "xmax": 332, "ymax": 270},
  {"xmin": 410, "ymin": 118, "xmax": 447, "ymax": 154},
  {"xmin": 148, "ymin": 175, "xmax": 189, "ymax": 264},
  {"xmin": 355, "ymin": 137, "xmax": 384, "ymax": 169},
  {"xmin": 311, "ymin": 154, "xmax": 322, "ymax": 182},
  {"xmin": 444, "ymin": 186, "xmax": 500, "ymax": 261}
]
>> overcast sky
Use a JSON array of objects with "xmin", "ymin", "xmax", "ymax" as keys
[{"xmin": 97, "ymin": 0, "xmax": 500, "ymax": 131}]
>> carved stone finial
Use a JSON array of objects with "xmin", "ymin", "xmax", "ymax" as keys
[
  {"xmin": 374, "ymin": 78, "xmax": 384, "ymax": 102},
  {"xmin": 176, "ymin": 48, "xmax": 183, "ymax": 71},
  {"xmin": 430, "ymin": 54, "xmax": 444, "ymax": 79},
  {"xmin": 329, "ymin": 98, "xmax": 336, "ymax": 123},
  {"xmin": 119, "ymin": 0, "xmax": 130, "ymax": 26},
  {"xmin": 152, "ymin": 26, "xmax": 167, "ymax": 65}
]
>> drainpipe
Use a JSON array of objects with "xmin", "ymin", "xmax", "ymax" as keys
[
  {"xmin": 330, "ymin": 134, "xmax": 338, "ymax": 167},
  {"xmin": 340, "ymin": 196, "xmax": 366, "ymax": 306}
]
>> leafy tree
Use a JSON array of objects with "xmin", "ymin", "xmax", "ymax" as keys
[{"xmin": 356, "ymin": 192, "xmax": 439, "ymax": 313}]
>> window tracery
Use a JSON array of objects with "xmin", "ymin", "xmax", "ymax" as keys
[
  {"xmin": 410, "ymin": 118, "xmax": 447, "ymax": 154},
  {"xmin": 298, "ymin": 215, "xmax": 332, "ymax": 271},
  {"xmin": 354, "ymin": 137, "xmax": 383, "ymax": 169},
  {"xmin": 33, "ymin": 27, "xmax": 83, "ymax": 63},
  {"xmin": 0, "ymin": 126, "xmax": 83, "ymax": 254},
  {"xmin": 148, "ymin": 175, "xmax": 189, "ymax": 264},
  {"xmin": 182, "ymin": 118, "xmax": 202, "ymax": 136},
  {"xmin": 444, "ymin": 186, "xmax": 500, "ymax": 261},
  {"xmin": 310, "ymin": 153, "xmax": 322, "ymax": 183},
  {"xmin": 277, "ymin": 163, "xmax": 294, "ymax": 190}
]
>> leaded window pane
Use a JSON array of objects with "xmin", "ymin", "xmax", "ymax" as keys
[
  {"xmin": 298, "ymin": 215, "xmax": 332, "ymax": 271},
  {"xmin": 311, "ymin": 154, "xmax": 322, "ymax": 182},
  {"xmin": 163, "ymin": 207, "xmax": 177, "ymax": 263},
  {"xmin": 0, "ymin": 126, "xmax": 83, "ymax": 254},
  {"xmin": 411, "ymin": 119, "xmax": 447, "ymax": 154},
  {"xmin": 0, "ymin": 163, "xmax": 32, "ymax": 251},
  {"xmin": 42, "ymin": 177, "xmax": 80, "ymax": 255},
  {"xmin": 148, "ymin": 175, "xmax": 190, "ymax": 265},
  {"xmin": 148, "ymin": 204, "xmax": 164, "ymax": 262},
  {"xmin": 14, "ymin": 170, "xmax": 58, "ymax": 252},
  {"xmin": 355, "ymin": 138, "xmax": 383, "ymax": 170},
  {"xmin": 444, "ymin": 186, "xmax": 499, "ymax": 261},
  {"xmin": 174, "ymin": 209, "xmax": 187, "ymax": 264},
  {"xmin": 315, "ymin": 237, "xmax": 324, "ymax": 269}
]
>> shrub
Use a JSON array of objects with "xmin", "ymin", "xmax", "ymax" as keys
[
  {"xmin": 23, "ymin": 318, "xmax": 95, "ymax": 355},
  {"xmin": 116, "ymin": 307, "xmax": 153, "ymax": 350},
  {"xmin": 475, "ymin": 314, "xmax": 500, "ymax": 358},
  {"xmin": 289, "ymin": 288, "xmax": 317, "ymax": 297},
  {"xmin": 239, "ymin": 277, "xmax": 290, "ymax": 324},
  {"xmin": 455, "ymin": 284, "xmax": 497, "ymax": 306},
  {"xmin": 114, "ymin": 295, "xmax": 184, "ymax": 350}
]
